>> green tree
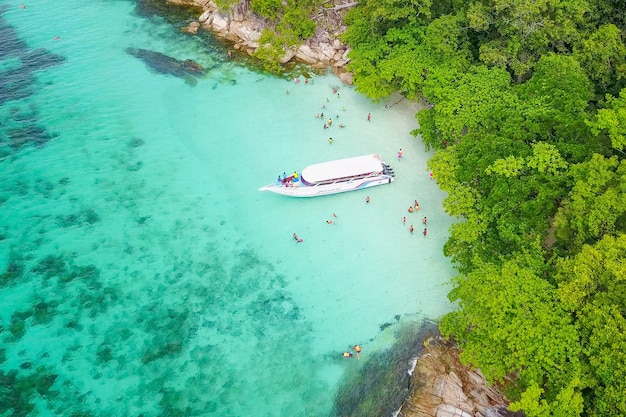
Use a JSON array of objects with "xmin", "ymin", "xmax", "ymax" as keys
[
  {"xmin": 469, "ymin": 0, "xmax": 590, "ymax": 81},
  {"xmin": 553, "ymin": 154, "xmax": 626, "ymax": 252},
  {"xmin": 517, "ymin": 54, "xmax": 594, "ymax": 161},
  {"xmin": 555, "ymin": 234, "xmax": 626, "ymax": 417},
  {"xmin": 440, "ymin": 258, "xmax": 583, "ymax": 416},
  {"xmin": 589, "ymin": 87, "xmax": 626, "ymax": 151},
  {"xmin": 573, "ymin": 24, "xmax": 626, "ymax": 94}
]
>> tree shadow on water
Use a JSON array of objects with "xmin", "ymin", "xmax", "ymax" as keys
[{"xmin": 331, "ymin": 320, "xmax": 439, "ymax": 417}]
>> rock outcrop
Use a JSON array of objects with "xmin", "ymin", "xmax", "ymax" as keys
[
  {"xmin": 400, "ymin": 337, "xmax": 523, "ymax": 417},
  {"xmin": 168, "ymin": 0, "xmax": 354, "ymax": 82}
]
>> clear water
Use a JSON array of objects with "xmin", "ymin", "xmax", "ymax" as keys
[{"xmin": 0, "ymin": 1, "xmax": 456, "ymax": 416}]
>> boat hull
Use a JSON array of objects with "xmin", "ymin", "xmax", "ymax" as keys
[{"xmin": 259, "ymin": 175, "xmax": 394, "ymax": 197}]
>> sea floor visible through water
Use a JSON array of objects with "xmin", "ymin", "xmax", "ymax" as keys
[{"xmin": 0, "ymin": 1, "xmax": 457, "ymax": 416}]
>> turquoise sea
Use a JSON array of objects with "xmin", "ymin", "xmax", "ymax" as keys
[{"xmin": 0, "ymin": 1, "xmax": 456, "ymax": 416}]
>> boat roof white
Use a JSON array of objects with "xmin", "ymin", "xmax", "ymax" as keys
[{"xmin": 301, "ymin": 154, "xmax": 384, "ymax": 183}]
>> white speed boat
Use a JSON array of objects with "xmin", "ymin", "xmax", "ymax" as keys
[{"xmin": 259, "ymin": 154, "xmax": 395, "ymax": 197}]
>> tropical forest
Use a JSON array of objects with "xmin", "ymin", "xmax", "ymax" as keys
[
  {"xmin": 341, "ymin": 0, "xmax": 626, "ymax": 416},
  {"xmin": 217, "ymin": 0, "xmax": 626, "ymax": 415}
]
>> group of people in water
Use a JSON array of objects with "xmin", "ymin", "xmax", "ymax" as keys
[
  {"xmin": 403, "ymin": 200, "xmax": 428, "ymax": 236},
  {"xmin": 342, "ymin": 344, "xmax": 362, "ymax": 359}
]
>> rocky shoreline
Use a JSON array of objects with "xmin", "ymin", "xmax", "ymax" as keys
[
  {"xmin": 402, "ymin": 337, "xmax": 520, "ymax": 417},
  {"xmin": 167, "ymin": 0, "xmax": 355, "ymax": 84}
]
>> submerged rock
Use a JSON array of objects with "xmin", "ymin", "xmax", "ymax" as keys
[{"xmin": 126, "ymin": 47, "xmax": 206, "ymax": 79}]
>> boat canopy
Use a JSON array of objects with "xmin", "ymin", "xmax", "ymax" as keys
[{"xmin": 301, "ymin": 154, "xmax": 383, "ymax": 184}]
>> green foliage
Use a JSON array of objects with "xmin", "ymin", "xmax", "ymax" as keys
[
  {"xmin": 213, "ymin": 0, "xmax": 240, "ymax": 11},
  {"xmin": 520, "ymin": 54, "xmax": 593, "ymax": 139},
  {"xmin": 589, "ymin": 87, "xmax": 626, "ymax": 151},
  {"xmin": 555, "ymin": 234, "xmax": 626, "ymax": 416},
  {"xmin": 251, "ymin": 0, "xmax": 283, "ymax": 19},
  {"xmin": 470, "ymin": 0, "xmax": 590, "ymax": 81},
  {"xmin": 553, "ymin": 154, "xmax": 626, "ymax": 251},
  {"xmin": 253, "ymin": 29, "xmax": 286, "ymax": 72},
  {"xmin": 342, "ymin": 0, "xmax": 438, "ymax": 99},
  {"xmin": 340, "ymin": 0, "xmax": 626, "ymax": 415},
  {"xmin": 440, "ymin": 258, "xmax": 583, "ymax": 414},
  {"xmin": 574, "ymin": 24, "xmax": 626, "ymax": 93},
  {"xmin": 228, "ymin": 0, "xmax": 323, "ymax": 71}
]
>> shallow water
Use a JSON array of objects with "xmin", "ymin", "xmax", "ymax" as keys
[{"xmin": 0, "ymin": 1, "xmax": 456, "ymax": 416}]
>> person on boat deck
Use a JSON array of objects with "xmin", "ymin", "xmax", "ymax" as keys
[{"xmin": 293, "ymin": 171, "xmax": 299, "ymax": 182}]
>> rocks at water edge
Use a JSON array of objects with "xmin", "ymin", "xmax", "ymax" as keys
[
  {"xmin": 399, "ymin": 337, "xmax": 523, "ymax": 417},
  {"xmin": 169, "ymin": 0, "xmax": 354, "ymax": 83}
]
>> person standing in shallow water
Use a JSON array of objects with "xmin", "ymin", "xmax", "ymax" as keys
[{"xmin": 366, "ymin": 196, "xmax": 370, "ymax": 203}]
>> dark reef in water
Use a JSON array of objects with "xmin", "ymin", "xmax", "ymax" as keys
[
  {"xmin": 126, "ymin": 47, "xmax": 207, "ymax": 82},
  {"xmin": 0, "ymin": 5, "xmax": 64, "ymax": 152},
  {"xmin": 332, "ymin": 320, "xmax": 439, "ymax": 417},
  {"xmin": 0, "ymin": 366, "xmax": 58, "ymax": 417}
]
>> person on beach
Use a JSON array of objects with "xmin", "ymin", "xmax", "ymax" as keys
[{"xmin": 352, "ymin": 345, "xmax": 362, "ymax": 359}]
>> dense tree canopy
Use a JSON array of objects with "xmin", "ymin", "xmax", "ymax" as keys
[{"xmin": 339, "ymin": 0, "xmax": 626, "ymax": 416}]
